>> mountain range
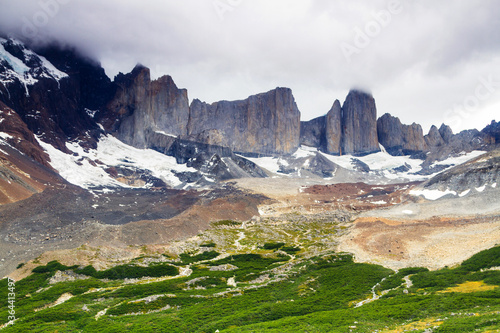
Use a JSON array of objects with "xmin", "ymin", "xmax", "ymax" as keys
[
  {"xmin": 1, "ymin": 34, "xmax": 500, "ymax": 332},
  {"xmin": 1, "ymin": 36, "xmax": 498, "ymax": 196}
]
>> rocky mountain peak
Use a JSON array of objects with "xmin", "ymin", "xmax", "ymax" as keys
[
  {"xmin": 425, "ymin": 125, "xmax": 445, "ymax": 148},
  {"xmin": 103, "ymin": 64, "xmax": 190, "ymax": 148},
  {"xmin": 438, "ymin": 123, "xmax": 454, "ymax": 143},
  {"xmin": 325, "ymin": 99, "xmax": 342, "ymax": 155},
  {"xmin": 341, "ymin": 89, "xmax": 380, "ymax": 156},
  {"xmin": 377, "ymin": 113, "xmax": 427, "ymax": 156},
  {"xmin": 0, "ymin": 38, "xmax": 104, "ymax": 151}
]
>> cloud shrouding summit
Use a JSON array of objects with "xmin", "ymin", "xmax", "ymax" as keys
[{"xmin": 0, "ymin": 0, "xmax": 499, "ymax": 132}]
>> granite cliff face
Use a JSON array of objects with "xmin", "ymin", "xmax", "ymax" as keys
[
  {"xmin": 425, "ymin": 125, "xmax": 445, "ymax": 148},
  {"xmin": 103, "ymin": 70, "xmax": 301, "ymax": 155},
  {"xmin": 325, "ymin": 100, "xmax": 342, "ymax": 155},
  {"xmin": 299, "ymin": 100, "xmax": 342, "ymax": 154},
  {"xmin": 300, "ymin": 116, "xmax": 326, "ymax": 149},
  {"xmin": 188, "ymin": 88, "xmax": 301, "ymax": 155},
  {"xmin": 341, "ymin": 90, "xmax": 380, "ymax": 156},
  {"xmin": 2, "ymin": 36, "xmax": 499, "ymax": 189},
  {"xmin": 101, "ymin": 65, "xmax": 190, "ymax": 148},
  {"xmin": 377, "ymin": 113, "xmax": 427, "ymax": 156},
  {"xmin": 300, "ymin": 92, "xmax": 378, "ymax": 156},
  {"xmin": 482, "ymin": 120, "xmax": 500, "ymax": 144}
]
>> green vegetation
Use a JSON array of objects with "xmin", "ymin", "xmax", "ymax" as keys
[
  {"xmin": 281, "ymin": 246, "xmax": 301, "ymax": 255},
  {"xmin": 262, "ymin": 242, "xmax": 285, "ymax": 250},
  {"xmin": 210, "ymin": 220, "xmax": 240, "ymax": 227},
  {"xmin": 29, "ymin": 260, "xmax": 179, "ymax": 280},
  {"xmin": 260, "ymin": 242, "xmax": 301, "ymax": 255},
  {"xmin": 75, "ymin": 263, "xmax": 179, "ymax": 280},
  {"xmin": 179, "ymin": 250, "xmax": 220, "ymax": 264},
  {"xmin": 32, "ymin": 260, "xmax": 78, "ymax": 274},
  {"xmin": 2, "ymin": 229, "xmax": 500, "ymax": 332},
  {"xmin": 376, "ymin": 267, "xmax": 429, "ymax": 292}
]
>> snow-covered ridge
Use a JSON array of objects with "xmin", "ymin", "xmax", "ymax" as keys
[
  {"xmin": 0, "ymin": 37, "xmax": 68, "ymax": 93},
  {"xmin": 37, "ymin": 135, "xmax": 198, "ymax": 190},
  {"xmin": 409, "ymin": 182, "xmax": 498, "ymax": 201},
  {"xmin": 246, "ymin": 146, "xmax": 486, "ymax": 182}
]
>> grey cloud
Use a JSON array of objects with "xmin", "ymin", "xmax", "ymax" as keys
[{"xmin": 0, "ymin": 0, "xmax": 498, "ymax": 132}]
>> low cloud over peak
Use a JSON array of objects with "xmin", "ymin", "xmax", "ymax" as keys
[{"xmin": 1, "ymin": 0, "xmax": 499, "ymax": 132}]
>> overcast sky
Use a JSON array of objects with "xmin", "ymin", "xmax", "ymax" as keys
[{"xmin": 1, "ymin": 0, "xmax": 499, "ymax": 132}]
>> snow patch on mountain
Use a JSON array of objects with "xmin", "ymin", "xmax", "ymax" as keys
[
  {"xmin": 0, "ymin": 38, "xmax": 68, "ymax": 93},
  {"xmin": 244, "ymin": 146, "xmax": 487, "ymax": 182},
  {"xmin": 243, "ymin": 155, "xmax": 286, "ymax": 175},
  {"xmin": 37, "ymin": 134, "xmax": 197, "ymax": 190},
  {"xmin": 435, "ymin": 150, "xmax": 486, "ymax": 167},
  {"xmin": 409, "ymin": 189, "xmax": 457, "ymax": 200}
]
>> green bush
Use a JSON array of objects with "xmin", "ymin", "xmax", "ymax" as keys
[
  {"xmin": 281, "ymin": 246, "xmax": 301, "ymax": 255},
  {"xmin": 377, "ymin": 267, "xmax": 428, "ymax": 291},
  {"xmin": 180, "ymin": 251, "xmax": 220, "ymax": 264},
  {"xmin": 75, "ymin": 264, "xmax": 178, "ymax": 280},
  {"xmin": 460, "ymin": 245, "xmax": 500, "ymax": 272},
  {"xmin": 211, "ymin": 220, "xmax": 240, "ymax": 227},
  {"xmin": 410, "ymin": 268, "xmax": 466, "ymax": 289},
  {"xmin": 32, "ymin": 261, "xmax": 77, "ymax": 274},
  {"xmin": 262, "ymin": 242, "xmax": 285, "ymax": 250}
]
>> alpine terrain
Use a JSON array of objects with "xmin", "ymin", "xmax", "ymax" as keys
[{"xmin": 0, "ymin": 35, "xmax": 499, "ymax": 332}]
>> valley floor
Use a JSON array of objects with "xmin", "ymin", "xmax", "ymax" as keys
[{"xmin": 1, "ymin": 171, "xmax": 500, "ymax": 332}]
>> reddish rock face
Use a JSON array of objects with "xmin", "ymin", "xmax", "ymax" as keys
[
  {"xmin": 0, "ymin": 102, "xmax": 65, "ymax": 204},
  {"xmin": 0, "ymin": 102, "xmax": 51, "ymax": 168},
  {"xmin": 341, "ymin": 90, "xmax": 380, "ymax": 156}
]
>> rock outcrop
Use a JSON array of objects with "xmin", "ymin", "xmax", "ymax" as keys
[
  {"xmin": 300, "ymin": 92, "xmax": 379, "ymax": 156},
  {"xmin": 424, "ymin": 125, "xmax": 445, "ymax": 148},
  {"xmin": 188, "ymin": 88, "xmax": 301, "ymax": 155},
  {"xmin": 341, "ymin": 90, "xmax": 380, "ymax": 156},
  {"xmin": 377, "ymin": 113, "xmax": 427, "ymax": 156},
  {"xmin": 300, "ymin": 100, "xmax": 342, "ymax": 155},
  {"xmin": 325, "ymin": 100, "xmax": 342, "ymax": 155},
  {"xmin": 421, "ymin": 148, "xmax": 500, "ymax": 193},
  {"xmin": 439, "ymin": 124, "xmax": 454, "ymax": 144},
  {"xmin": 423, "ymin": 126, "xmax": 488, "ymax": 166},
  {"xmin": 0, "ymin": 38, "xmax": 105, "ymax": 152},
  {"xmin": 102, "ymin": 65, "xmax": 190, "ymax": 148},
  {"xmin": 482, "ymin": 120, "xmax": 500, "ymax": 145},
  {"xmin": 300, "ymin": 116, "xmax": 326, "ymax": 149}
]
